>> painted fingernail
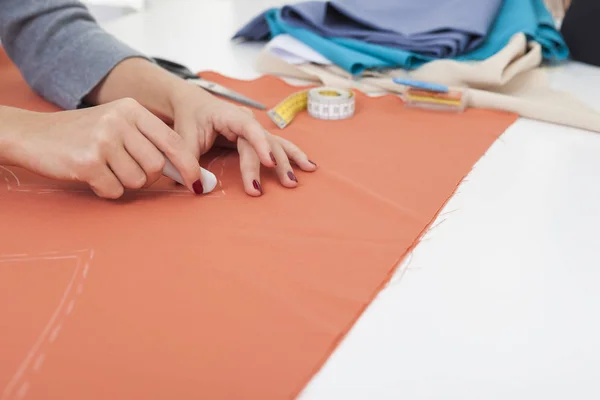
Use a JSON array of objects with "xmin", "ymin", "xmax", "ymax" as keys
[
  {"xmin": 270, "ymin": 152, "xmax": 277, "ymax": 166},
  {"xmin": 287, "ymin": 171, "xmax": 298, "ymax": 182},
  {"xmin": 192, "ymin": 179, "xmax": 204, "ymax": 194},
  {"xmin": 308, "ymin": 159, "xmax": 317, "ymax": 166},
  {"xmin": 252, "ymin": 179, "xmax": 263, "ymax": 194}
]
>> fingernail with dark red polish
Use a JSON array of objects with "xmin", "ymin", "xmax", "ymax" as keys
[
  {"xmin": 308, "ymin": 159, "xmax": 317, "ymax": 166},
  {"xmin": 270, "ymin": 152, "xmax": 277, "ymax": 165},
  {"xmin": 192, "ymin": 179, "xmax": 204, "ymax": 194},
  {"xmin": 287, "ymin": 171, "xmax": 298, "ymax": 182},
  {"xmin": 252, "ymin": 179, "xmax": 263, "ymax": 194}
]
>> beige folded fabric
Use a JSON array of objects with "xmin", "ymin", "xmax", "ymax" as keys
[
  {"xmin": 255, "ymin": 33, "xmax": 600, "ymax": 133},
  {"xmin": 544, "ymin": 0, "xmax": 571, "ymax": 18}
]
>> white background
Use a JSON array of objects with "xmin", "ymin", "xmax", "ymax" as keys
[{"xmin": 97, "ymin": 1, "xmax": 600, "ymax": 398}]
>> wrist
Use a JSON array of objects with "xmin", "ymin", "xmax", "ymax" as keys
[
  {"xmin": 85, "ymin": 57, "xmax": 179, "ymax": 121},
  {"xmin": 166, "ymin": 78, "xmax": 214, "ymax": 116},
  {"xmin": 84, "ymin": 57, "xmax": 215, "ymax": 124},
  {"xmin": 0, "ymin": 106, "xmax": 24, "ymax": 165}
]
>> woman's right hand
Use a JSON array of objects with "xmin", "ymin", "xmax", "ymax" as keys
[{"xmin": 0, "ymin": 98, "xmax": 204, "ymax": 199}]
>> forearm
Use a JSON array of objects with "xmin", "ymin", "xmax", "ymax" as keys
[
  {"xmin": 0, "ymin": 0, "xmax": 148, "ymax": 110},
  {"xmin": 0, "ymin": 106, "xmax": 33, "ymax": 165},
  {"xmin": 84, "ymin": 57, "xmax": 214, "ymax": 123}
]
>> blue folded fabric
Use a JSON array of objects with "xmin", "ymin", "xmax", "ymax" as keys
[
  {"xmin": 234, "ymin": 0, "xmax": 569, "ymax": 75},
  {"xmin": 276, "ymin": 0, "xmax": 503, "ymax": 58}
]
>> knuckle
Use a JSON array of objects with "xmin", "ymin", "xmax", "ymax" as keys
[
  {"xmin": 147, "ymin": 155, "xmax": 166, "ymax": 174},
  {"xmin": 126, "ymin": 174, "xmax": 147, "ymax": 189},
  {"xmin": 224, "ymin": 111, "xmax": 242, "ymax": 126},
  {"xmin": 250, "ymin": 122, "xmax": 269, "ymax": 141},
  {"xmin": 73, "ymin": 150, "xmax": 104, "ymax": 175},
  {"xmin": 237, "ymin": 137, "xmax": 250, "ymax": 150},
  {"xmin": 165, "ymin": 128, "xmax": 184, "ymax": 147},
  {"xmin": 290, "ymin": 147, "xmax": 304, "ymax": 158},
  {"xmin": 97, "ymin": 108, "xmax": 125, "ymax": 129},
  {"xmin": 115, "ymin": 97, "xmax": 141, "ymax": 113},
  {"xmin": 279, "ymin": 156, "xmax": 292, "ymax": 169},
  {"xmin": 241, "ymin": 158, "xmax": 258, "ymax": 173},
  {"xmin": 240, "ymin": 106, "xmax": 254, "ymax": 118},
  {"xmin": 93, "ymin": 129, "xmax": 120, "ymax": 153},
  {"xmin": 221, "ymin": 131, "xmax": 237, "ymax": 142}
]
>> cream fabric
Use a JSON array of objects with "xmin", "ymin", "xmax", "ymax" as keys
[
  {"xmin": 544, "ymin": 0, "xmax": 571, "ymax": 18},
  {"xmin": 255, "ymin": 33, "xmax": 600, "ymax": 133}
]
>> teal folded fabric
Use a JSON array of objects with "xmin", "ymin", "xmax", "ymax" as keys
[{"xmin": 246, "ymin": 0, "xmax": 569, "ymax": 75}]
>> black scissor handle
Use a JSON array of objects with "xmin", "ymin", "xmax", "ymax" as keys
[{"xmin": 152, "ymin": 57, "xmax": 198, "ymax": 80}]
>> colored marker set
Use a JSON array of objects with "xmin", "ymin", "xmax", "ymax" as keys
[{"xmin": 393, "ymin": 78, "xmax": 467, "ymax": 112}]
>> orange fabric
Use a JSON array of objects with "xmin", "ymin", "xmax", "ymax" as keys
[{"xmin": 0, "ymin": 49, "xmax": 518, "ymax": 399}]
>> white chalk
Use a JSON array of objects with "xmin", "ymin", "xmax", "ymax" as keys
[
  {"xmin": 200, "ymin": 166, "xmax": 218, "ymax": 193},
  {"xmin": 162, "ymin": 157, "xmax": 217, "ymax": 194}
]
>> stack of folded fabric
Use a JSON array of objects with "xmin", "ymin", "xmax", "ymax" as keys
[
  {"xmin": 234, "ymin": 0, "xmax": 569, "ymax": 75},
  {"xmin": 233, "ymin": 0, "xmax": 600, "ymax": 133}
]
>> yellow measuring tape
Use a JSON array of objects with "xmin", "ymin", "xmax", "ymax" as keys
[{"xmin": 268, "ymin": 87, "xmax": 355, "ymax": 129}]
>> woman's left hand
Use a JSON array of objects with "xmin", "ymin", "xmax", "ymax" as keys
[
  {"xmin": 170, "ymin": 88, "xmax": 318, "ymax": 196},
  {"xmin": 83, "ymin": 57, "xmax": 317, "ymax": 196}
]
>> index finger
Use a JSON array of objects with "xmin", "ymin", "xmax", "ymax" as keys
[
  {"xmin": 163, "ymin": 158, "xmax": 217, "ymax": 194},
  {"xmin": 128, "ymin": 102, "xmax": 205, "ymax": 193},
  {"xmin": 237, "ymin": 138, "xmax": 263, "ymax": 196},
  {"xmin": 227, "ymin": 113, "xmax": 275, "ymax": 168}
]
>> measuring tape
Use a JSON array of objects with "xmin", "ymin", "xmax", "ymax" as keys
[{"xmin": 267, "ymin": 87, "xmax": 355, "ymax": 129}]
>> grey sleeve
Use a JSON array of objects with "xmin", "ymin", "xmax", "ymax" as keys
[{"xmin": 0, "ymin": 0, "xmax": 149, "ymax": 109}]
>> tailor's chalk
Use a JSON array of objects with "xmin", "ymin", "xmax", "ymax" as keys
[
  {"xmin": 393, "ymin": 78, "xmax": 449, "ymax": 93},
  {"xmin": 162, "ymin": 157, "xmax": 217, "ymax": 194},
  {"xmin": 407, "ymin": 89, "xmax": 463, "ymax": 101},
  {"xmin": 406, "ymin": 95, "xmax": 462, "ymax": 107},
  {"xmin": 403, "ymin": 87, "xmax": 467, "ymax": 112}
]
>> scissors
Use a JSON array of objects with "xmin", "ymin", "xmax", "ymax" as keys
[{"xmin": 152, "ymin": 57, "xmax": 266, "ymax": 110}]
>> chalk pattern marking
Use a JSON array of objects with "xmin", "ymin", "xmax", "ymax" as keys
[
  {"xmin": 0, "ymin": 249, "xmax": 95, "ymax": 400},
  {"xmin": 1, "ymin": 155, "xmax": 230, "ymax": 198},
  {"xmin": 0, "ymin": 153, "xmax": 232, "ymax": 398}
]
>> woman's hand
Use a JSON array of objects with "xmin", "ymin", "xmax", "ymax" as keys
[
  {"xmin": 212, "ymin": 132, "xmax": 317, "ymax": 196},
  {"xmin": 170, "ymin": 88, "xmax": 318, "ymax": 196},
  {"xmin": 83, "ymin": 57, "xmax": 318, "ymax": 196},
  {"xmin": 0, "ymin": 99, "xmax": 205, "ymax": 199}
]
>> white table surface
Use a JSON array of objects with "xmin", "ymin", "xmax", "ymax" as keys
[{"xmin": 102, "ymin": 1, "xmax": 600, "ymax": 398}]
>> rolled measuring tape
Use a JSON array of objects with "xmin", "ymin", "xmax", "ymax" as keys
[{"xmin": 267, "ymin": 87, "xmax": 355, "ymax": 129}]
